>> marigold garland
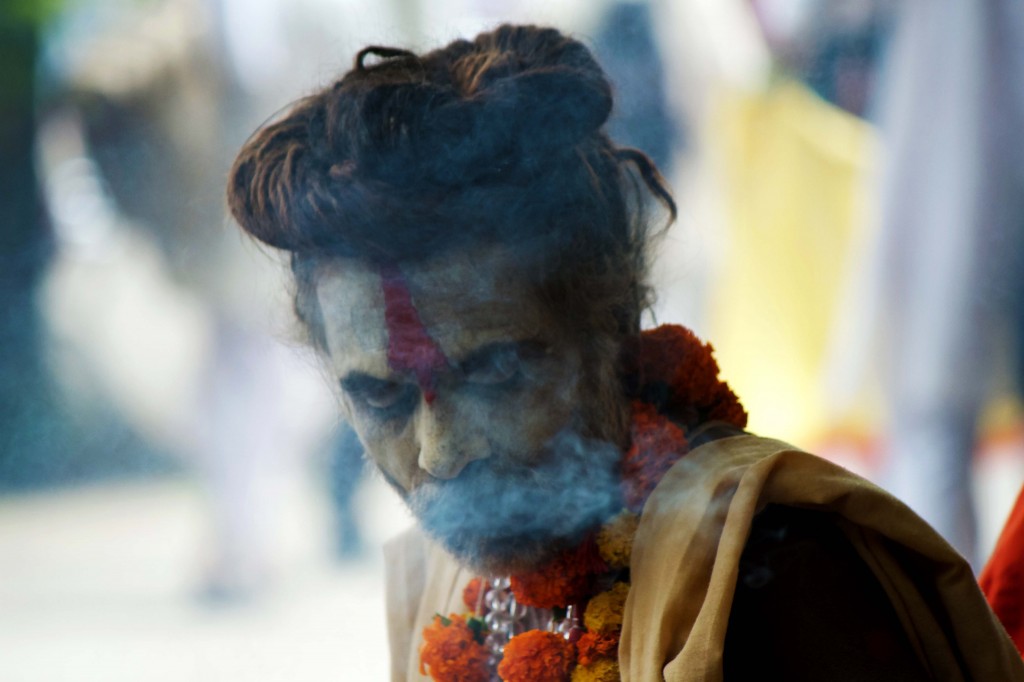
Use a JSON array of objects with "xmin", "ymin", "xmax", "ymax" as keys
[
  {"xmin": 595, "ymin": 510, "xmax": 638, "ymax": 569},
  {"xmin": 570, "ymin": 658, "xmax": 620, "ymax": 682},
  {"xmin": 620, "ymin": 401, "xmax": 688, "ymax": 511},
  {"xmin": 510, "ymin": 536, "xmax": 607, "ymax": 608},
  {"xmin": 419, "ymin": 614, "xmax": 490, "ymax": 682},
  {"xmin": 418, "ymin": 326, "xmax": 746, "ymax": 682},
  {"xmin": 497, "ymin": 630, "xmax": 575, "ymax": 682},
  {"xmin": 583, "ymin": 582, "xmax": 630, "ymax": 634},
  {"xmin": 575, "ymin": 631, "xmax": 620, "ymax": 667},
  {"xmin": 621, "ymin": 324, "xmax": 747, "ymax": 431}
]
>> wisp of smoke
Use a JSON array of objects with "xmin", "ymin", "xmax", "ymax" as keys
[{"xmin": 406, "ymin": 427, "xmax": 622, "ymax": 574}]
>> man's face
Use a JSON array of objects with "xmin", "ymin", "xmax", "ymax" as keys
[{"xmin": 316, "ymin": 247, "xmax": 623, "ymax": 573}]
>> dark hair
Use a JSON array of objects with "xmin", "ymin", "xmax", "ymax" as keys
[{"xmin": 227, "ymin": 24, "xmax": 675, "ymax": 351}]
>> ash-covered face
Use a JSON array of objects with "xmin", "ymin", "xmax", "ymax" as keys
[{"xmin": 316, "ymin": 247, "xmax": 625, "ymax": 574}]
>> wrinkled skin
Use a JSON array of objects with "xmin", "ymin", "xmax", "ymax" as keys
[{"xmin": 317, "ymin": 247, "xmax": 625, "ymax": 573}]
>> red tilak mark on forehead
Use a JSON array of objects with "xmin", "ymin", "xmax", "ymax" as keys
[{"xmin": 379, "ymin": 264, "xmax": 449, "ymax": 405}]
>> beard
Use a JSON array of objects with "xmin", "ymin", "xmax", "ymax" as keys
[{"xmin": 402, "ymin": 427, "xmax": 623, "ymax": 575}]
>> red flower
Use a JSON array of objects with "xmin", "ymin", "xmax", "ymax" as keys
[
  {"xmin": 497, "ymin": 630, "xmax": 575, "ymax": 682},
  {"xmin": 510, "ymin": 537, "xmax": 607, "ymax": 609},
  {"xmin": 620, "ymin": 401, "xmax": 688, "ymax": 511},
  {"xmin": 576, "ymin": 631, "xmax": 620, "ymax": 666},
  {"xmin": 419, "ymin": 614, "xmax": 490, "ymax": 682},
  {"xmin": 622, "ymin": 325, "xmax": 747, "ymax": 430}
]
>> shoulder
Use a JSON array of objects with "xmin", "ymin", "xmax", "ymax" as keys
[
  {"xmin": 383, "ymin": 524, "xmax": 430, "ymax": 566},
  {"xmin": 383, "ymin": 526, "xmax": 430, "ymax": 682},
  {"xmin": 384, "ymin": 526, "xmax": 476, "ymax": 682},
  {"xmin": 725, "ymin": 504, "xmax": 929, "ymax": 679},
  {"xmin": 621, "ymin": 434, "xmax": 1023, "ymax": 680}
]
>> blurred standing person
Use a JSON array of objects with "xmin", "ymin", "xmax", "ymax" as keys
[
  {"xmin": 0, "ymin": 1, "xmax": 72, "ymax": 486},
  {"xmin": 592, "ymin": 0, "xmax": 681, "ymax": 177},
  {"xmin": 981, "ymin": 483, "xmax": 1024, "ymax": 653},
  {"xmin": 325, "ymin": 424, "xmax": 366, "ymax": 559},
  {"xmin": 676, "ymin": 0, "xmax": 884, "ymax": 448},
  {"xmin": 849, "ymin": 0, "xmax": 1024, "ymax": 567},
  {"xmin": 224, "ymin": 24, "xmax": 1023, "ymax": 678},
  {"xmin": 39, "ymin": 0, "xmax": 339, "ymax": 601}
]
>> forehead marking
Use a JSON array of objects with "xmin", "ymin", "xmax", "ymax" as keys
[{"xmin": 379, "ymin": 263, "xmax": 450, "ymax": 405}]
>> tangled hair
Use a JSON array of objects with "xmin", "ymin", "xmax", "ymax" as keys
[{"xmin": 228, "ymin": 24, "xmax": 675, "ymax": 351}]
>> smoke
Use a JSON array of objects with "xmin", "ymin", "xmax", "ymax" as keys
[{"xmin": 405, "ymin": 426, "xmax": 622, "ymax": 575}]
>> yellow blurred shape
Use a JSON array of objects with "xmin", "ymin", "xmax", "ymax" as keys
[{"xmin": 707, "ymin": 80, "xmax": 875, "ymax": 446}]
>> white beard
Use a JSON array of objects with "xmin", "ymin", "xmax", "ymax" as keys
[{"xmin": 402, "ymin": 427, "xmax": 622, "ymax": 575}]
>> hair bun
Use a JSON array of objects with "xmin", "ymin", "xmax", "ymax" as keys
[
  {"xmin": 483, "ymin": 65, "xmax": 612, "ymax": 147},
  {"xmin": 227, "ymin": 24, "xmax": 673, "ymax": 263},
  {"xmin": 384, "ymin": 29, "xmax": 615, "ymax": 187},
  {"xmin": 335, "ymin": 25, "xmax": 615, "ymax": 188},
  {"xmin": 392, "ymin": 63, "xmax": 612, "ymax": 187}
]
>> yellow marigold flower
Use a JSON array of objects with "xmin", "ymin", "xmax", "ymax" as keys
[
  {"xmin": 596, "ymin": 510, "xmax": 639, "ymax": 568},
  {"xmin": 583, "ymin": 582, "xmax": 630, "ymax": 634},
  {"xmin": 570, "ymin": 658, "xmax": 620, "ymax": 682}
]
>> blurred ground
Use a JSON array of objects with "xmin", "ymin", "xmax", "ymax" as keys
[{"xmin": 0, "ymin": 469, "xmax": 411, "ymax": 682}]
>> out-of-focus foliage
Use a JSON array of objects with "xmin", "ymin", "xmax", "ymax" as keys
[{"xmin": 2, "ymin": 0, "xmax": 66, "ymax": 26}]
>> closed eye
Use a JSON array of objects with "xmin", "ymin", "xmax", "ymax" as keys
[
  {"xmin": 461, "ymin": 345, "xmax": 520, "ymax": 385},
  {"xmin": 341, "ymin": 374, "xmax": 417, "ymax": 419}
]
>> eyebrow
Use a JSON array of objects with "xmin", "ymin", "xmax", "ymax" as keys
[
  {"xmin": 339, "ymin": 339, "xmax": 549, "ymax": 390},
  {"xmin": 457, "ymin": 339, "xmax": 547, "ymax": 374},
  {"xmin": 340, "ymin": 372, "xmax": 399, "ymax": 394}
]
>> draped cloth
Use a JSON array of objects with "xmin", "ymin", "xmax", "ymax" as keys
[
  {"xmin": 385, "ymin": 435, "xmax": 1023, "ymax": 681},
  {"xmin": 980, "ymin": 485, "xmax": 1024, "ymax": 656}
]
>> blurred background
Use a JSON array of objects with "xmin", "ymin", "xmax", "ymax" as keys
[{"xmin": 2, "ymin": 0, "xmax": 1023, "ymax": 679}]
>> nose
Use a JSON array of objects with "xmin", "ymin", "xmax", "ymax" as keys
[{"xmin": 415, "ymin": 401, "xmax": 487, "ymax": 480}]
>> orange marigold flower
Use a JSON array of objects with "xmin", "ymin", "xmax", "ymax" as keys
[
  {"xmin": 621, "ymin": 325, "xmax": 747, "ymax": 431},
  {"xmin": 462, "ymin": 577, "xmax": 487, "ymax": 612},
  {"xmin": 575, "ymin": 631, "xmax": 620, "ymax": 666},
  {"xmin": 510, "ymin": 537, "xmax": 607, "ymax": 609},
  {"xmin": 419, "ymin": 614, "xmax": 490, "ymax": 682},
  {"xmin": 570, "ymin": 658, "xmax": 620, "ymax": 682},
  {"xmin": 497, "ymin": 630, "xmax": 575, "ymax": 682},
  {"xmin": 583, "ymin": 582, "xmax": 630, "ymax": 634},
  {"xmin": 620, "ymin": 401, "xmax": 687, "ymax": 511}
]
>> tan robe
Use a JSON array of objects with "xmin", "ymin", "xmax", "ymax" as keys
[{"xmin": 384, "ymin": 435, "xmax": 1024, "ymax": 681}]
